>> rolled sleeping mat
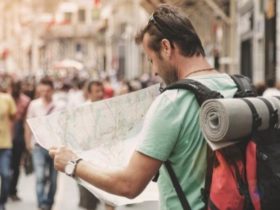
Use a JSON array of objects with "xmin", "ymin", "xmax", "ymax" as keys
[{"xmin": 199, "ymin": 97, "xmax": 280, "ymax": 150}]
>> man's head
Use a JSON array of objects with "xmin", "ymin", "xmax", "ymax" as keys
[
  {"xmin": 11, "ymin": 80, "xmax": 22, "ymax": 100},
  {"xmin": 39, "ymin": 78, "xmax": 54, "ymax": 102},
  {"xmin": 87, "ymin": 80, "xmax": 104, "ymax": 102},
  {"xmin": 136, "ymin": 4, "xmax": 205, "ymax": 85}
]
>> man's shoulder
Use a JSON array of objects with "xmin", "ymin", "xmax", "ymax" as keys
[
  {"xmin": 0, "ymin": 92, "xmax": 12, "ymax": 100},
  {"xmin": 0, "ymin": 93, "xmax": 15, "ymax": 106},
  {"xmin": 29, "ymin": 98, "xmax": 42, "ymax": 108}
]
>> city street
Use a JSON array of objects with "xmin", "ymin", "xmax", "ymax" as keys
[{"xmin": 6, "ymin": 172, "xmax": 159, "ymax": 210}]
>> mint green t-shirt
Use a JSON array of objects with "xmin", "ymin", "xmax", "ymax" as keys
[{"xmin": 137, "ymin": 74, "xmax": 238, "ymax": 210}]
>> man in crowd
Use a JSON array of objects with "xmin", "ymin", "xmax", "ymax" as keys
[
  {"xmin": 87, "ymin": 80, "xmax": 104, "ymax": 102},
  {"xmin": 79, "ymin": 80, "xmax": 115, "ymax": 210},
  {"xmin": 9, "ymin": 81, "xmax": 30, "ymax": 201},
  {"xmin": 78, "ymin": 80, "xmax": 103, "ymax": 210},
  {"xmin": 0, "ymin": 84, "xmax": 16, "ymax": 210},
  {"xmin": 26, "ymin": 78, "xmax": 63, "ymax": 210},
  {"xmin": 50, "ymin": 4, "xmax": 238, "ymax": 210}
]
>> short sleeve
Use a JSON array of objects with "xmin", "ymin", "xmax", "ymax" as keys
[
  {"xmin": 137, "ymin": 91, "xmax": 184, "ymax": 161},
  {"xmin": 26, "ymin": 101, "xmax": 35, "ymax": 119},
  {"xmin": 8, "ymin": 95, "xmax": 16, "ymax": 116}
]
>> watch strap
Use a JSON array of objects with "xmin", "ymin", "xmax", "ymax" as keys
[{"xmin": 67, "ymin": 157, "xmax": 83, "ymax": 177}]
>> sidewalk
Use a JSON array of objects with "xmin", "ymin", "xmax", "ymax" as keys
[{"xmin": 6, "ymin": 172, "xmax": 159, "ymax": 210}]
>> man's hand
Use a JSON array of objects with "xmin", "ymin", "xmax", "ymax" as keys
[
  {"xmin": 26, "ymin": 143, "xmax": 33, "ymax": 153},
  {"xmin": 49, "ymin": 147, "xmax": 79, "ymax": 172}
]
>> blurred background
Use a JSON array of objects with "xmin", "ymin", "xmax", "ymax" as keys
[{"xmin": 0, "ymin": 0, "xmax": 278, "ymax": 84}]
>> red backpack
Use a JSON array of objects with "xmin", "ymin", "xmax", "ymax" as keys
[{"xmin": 162, "ymin": 75, "xmax": 280, "ymax": 210}]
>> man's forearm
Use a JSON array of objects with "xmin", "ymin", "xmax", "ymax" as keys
[
  {"xmin": 24, "ymin": 123, "xmax": 32, "ymax": 150},
  {"xmin": 75, "ymin": 160, "xmax": 139, "ymax": 199},
  {"xmin": 50, "ymin": 148, "xmax": 161, "ymax": 199}
]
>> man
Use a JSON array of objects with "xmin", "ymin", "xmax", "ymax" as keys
[
  {"xmin": 80, "ymin": 80, "xmax": 115, "ymax": 210},
  {"xmin": 78, "ymin": 80, "xmax": 103, "ymax": 210},
  {"xmin": 0, "ymin": 85, "xmax": 16, "ymax": 210},
  {"xmin": 87, "ymin": 80, "xmax": 104, "ymax": 102},
  {"xmin": 262, "ymin": 78, "xmax": 280, "ymax": 97},
  {"xmin": 9, "ymin": 81, "xmax": 30, "ymax": 201},
  {"xmin": 50, "ymin": 4, "xmax": 237, "ymax": 210},
  {"xmin": 26, "ymin": 78, "xmax": 62, "ymax": 210}
]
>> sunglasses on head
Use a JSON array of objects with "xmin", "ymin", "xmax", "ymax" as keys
[{"xmin": 148, "ymin": 13, "xmax": 194, "ymax": 39}]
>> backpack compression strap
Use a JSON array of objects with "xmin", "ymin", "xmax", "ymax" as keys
[
  {"xmin": 230, "ymin": 75, "xmax": 257, "ymax": 97},
  {"xmin": 230, "ymin": 75, "xmax": 262, "ymax": 131},
  {"xmin": 258, "ymin": 98, "xmax": 279, "ymax": 128}
]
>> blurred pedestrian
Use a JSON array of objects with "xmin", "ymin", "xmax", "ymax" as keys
[
  {"xmin": 0, "ymin": 86, "xmax": 17, "ymax": 210},
  {"xmin": 53, "ymin": 81, "xmax": 71, "ymax": 108},
  {"xmin": 68, "ymin": 79, "xmax": 87, "ymax": 108},
  {"xmin": 86, "ymin": 80, "xmax": 104, "ymax": 102},
  {"xmin": 78, "ymin": 80, "xmax": 103, "ymax": 210},
  {"xmin": 25, "ymin": 78, "xmax": 63, "ymax": 210},
  {"xmin": 103, "ymin": 77, "xmax": 114, "ymax": 99},
  {"xmin": 8, "ymin": 81, "xmax": 30, "ymax": 201},
  {"xmin": 117, "ymin": 80, "xmax": 132, "ymax": 95},
  {"xmin": 262, "ymin": 78, "xmax": 280, "ymax": 97},
  {"xmin": 79, "ymin": 80, "xmax": 115, "ymax": 210},
  {"xmin": 254, "ymin": 82, "xmax": 266, "ymax": 96}
]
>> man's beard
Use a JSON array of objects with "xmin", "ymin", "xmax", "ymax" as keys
[{"xmin": 160, "ymin": 63, "xmax": 179, "ymax": 85}]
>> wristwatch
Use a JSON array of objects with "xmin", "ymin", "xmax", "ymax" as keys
[{"xmin": 65, "ymin": 157, "xmax": 83, "ymax": 177}]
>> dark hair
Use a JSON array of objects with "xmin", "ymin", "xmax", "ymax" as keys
[
  {"xmin": 39, "ymin": 78, "xmax": 54, "ymax": 89},
  {"xmin": 135, "ymin": 4, "xmax": 205, "ymax": 57},
  {"xmin": 87, "ymin": 80, "xmax": 103, "ymax": 93},
  {"xmin": 11, "ymin": 80, "xmax": 22, "ymax": 100},
  {"xmin": 266, "ymin": 78, "xmax": 275, "ymax": 88}
]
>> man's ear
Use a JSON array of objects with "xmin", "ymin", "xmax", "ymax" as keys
[{"xmin": 160, "ymin": 39, "xmax": 172, "ymax": 59}]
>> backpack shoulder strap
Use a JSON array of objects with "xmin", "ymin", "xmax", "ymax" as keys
[
  {"xmin": 230, "ymin": 75, "xmax": 257, "ymax": 97},
  {"xmin": 165, "ymin": 161, "xmax": 192, "ymax": 210},
  {"xmin": 163, "ymin": 79, "xmax": 223, "ymax": 105},
  {"xmin": 163, "ymin": 79, "xmax": 222, "ymax": 210}
]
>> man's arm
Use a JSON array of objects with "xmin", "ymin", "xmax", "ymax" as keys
[
  {"xmin": 24, "ymin": 102, "xmax": 34, "ymax": 152},
  {"xmin": 9, "ymin": 96, "xmax": 16, "ymax": 121},
  {"xmin": 50, "ymin": 147, "xmax": 162, "ymax": 198},
  {"xmin": 24, "ymin": 122, "xmax": 33, "ymax": 151}
]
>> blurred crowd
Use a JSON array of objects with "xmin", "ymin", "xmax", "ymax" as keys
[
  {"xmin": 1, "ymin": 70, "xmax": 280, "ymax": 210},
  {"xmin": 0, "ymin": 72, "xmax": 158, "ymax": 105},
  {"xmin": 0, "ymin": 72, "xmax": 158, "ymax": 210}
]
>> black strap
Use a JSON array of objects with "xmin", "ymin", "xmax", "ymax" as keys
[
  {"xmin": 201, "ymin": 146, "xmax": 215, "ymax": 210},
  {"xmin": 230, "ymin": 75, "xmax": 257, "ymax": 98},
  {"xmin": 163, "ymin": 79, "xmax": 223, "ymax": 105},
  {"xmin": 208, "ymin": 198, "xmax": 219, "ymax": 210},
  {"xmin": 232, "ymin": 163, "xmax": 254, "ymax": 210},
  {"xmin": 241, "ymin": 98, "xmax": 262, "ymax": 131},
  {"xmin": 152, "ymin": 172, "xmax": 159, "ymax": 182},
  {"xmin": 274, "ymin": 96, "xmax": 280, "ymax": 101},
  {"xmin": 165, "ymin": 161, "xmax": 192, "ymax": 210},
  {"xmin": 258, "ymin": 97, "xmax": 278, "ymax": 128}
]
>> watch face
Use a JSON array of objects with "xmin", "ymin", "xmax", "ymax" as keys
[{"xmin": 65, "ymin": 163, "xmax": 75, "ymax": 176}]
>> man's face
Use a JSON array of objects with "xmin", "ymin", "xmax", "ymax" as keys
[
  {"xmin": 40, "ymin": 84, "xmax": 53, "ymax": 101},
  {"xmin": 88, "ymin": 84, "xmax": 104, "ymax": 102},
  {"xmin": 142, "ymin": 33, "xmax": 178, "ymax": 85}
]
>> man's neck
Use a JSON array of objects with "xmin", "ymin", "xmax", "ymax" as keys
[
  {"xmin": 175, "ymin": 55, "xmax": 214, "ymax": 79},
  {"xmin": 42, "ymin": 98, "xmax": 52, "ymax": 105}
]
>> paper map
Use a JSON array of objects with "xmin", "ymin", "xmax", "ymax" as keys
[{"xmin": 27, "ymin": 84, "xmax": 160, "ymax": 206}]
